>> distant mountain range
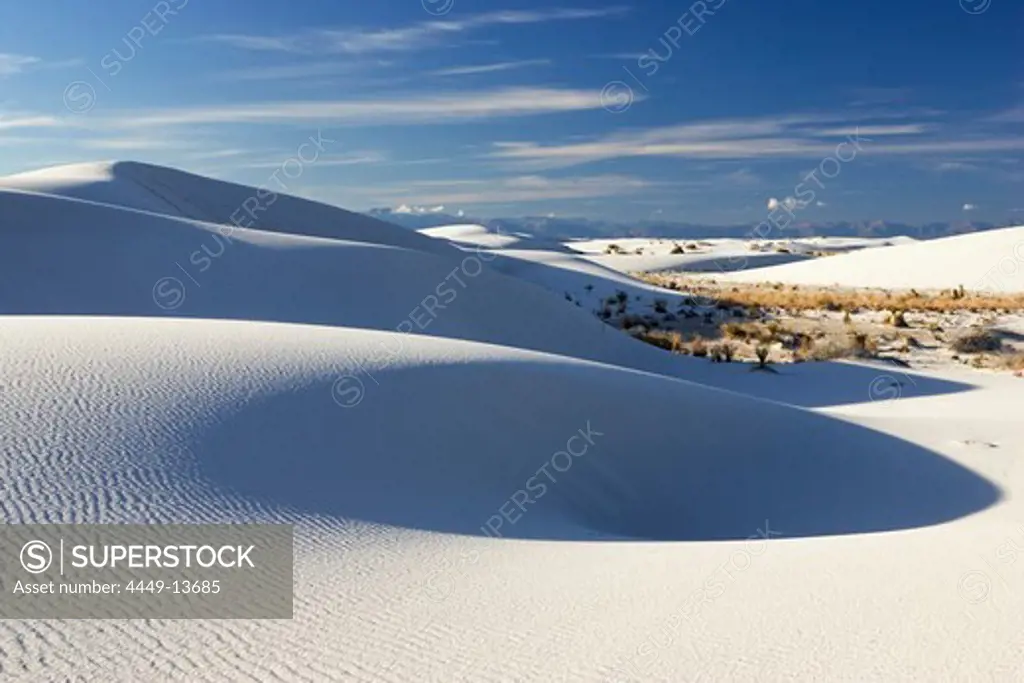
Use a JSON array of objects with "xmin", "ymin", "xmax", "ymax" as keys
[{"xmin": 367, "ymin": 208, "xmax": 1010, "ymax": 241}]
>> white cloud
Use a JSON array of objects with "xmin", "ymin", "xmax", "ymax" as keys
[
  {"xmin": 77, "ymin": 137, "xmax": 187, "ymax": 151},
  {"xmin": 214, "ymin": 61, "xmax": 363, "ymax": 81},
  {"xmin": 963, "ymin": 203, "xmax": 977, "ymax": 211},
  {"xmin": 592, "ymin": 52, "xmax": 650, "ymax": 60},
  {"xmin": 201, "ymin": 8, "xmax": 626, "ymax": 55},
  {"xmin": 429, "ymin": 59, "xmax": 550, "ymax": 77},
  {"xmin": 394, "ymin": 204, "xmax": 448, "ymax": 214},
  {"xmin": 724, "ymin": 168, "xmax": 760, "ymax": 186},
  {"xmin": 242, "ymin": 151, "xmax": 387, "ymax": 168},
  {"xmin": 489, "ymin": 112, "xmax": 1024, "ymax": 169},
  {"xmin": 0, "ymin": 54, "xmax": 40, "ymax": 76},
  {"xmin": 935, "ymin": 161, "xmax": 977, "ymax": 172},
  {"xmin": 348, "ymin": 174, "xmax": 651, "ymax": 206},
  {"xmin": 0, "ymin": 54, "xmax": 80, "ymax": 77},
  {"xmin": 0, "ymin": 115, "xmax": 61, "ymax": 130},
  {"xmin": 768, "ymin": 196, "xmax": 811, "ymax": 212},
  {"xmin": 103, "ymin": 87, "xmax": 622, "ymax": 128},
  {"xmin": 808, "ymin": 124, "xmax": 925, "ymax": 137}
]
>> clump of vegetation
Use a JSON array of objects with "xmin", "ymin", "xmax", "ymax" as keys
[
  {"xmin": 653, "ymin": 299, "xmax": 668, "ymax": 314},
  {"xmin": 753, "ymin": 346, "xmax": 771, "ymax": 370},
  {"xmin": 630, "ymin": 329, "xmax": 675, "ymax": 351},
  {"xmin": 690, "ymin": 338, "xmax": 708, "ymax": 358},
  {"xmin": 952, "ymin": 329, "xmax": 1003, "ymax": 354},
  {"xmin": 670, "ymin": 243, "xmax": 685, "ymax": 254},
  {"xmin": 851, "ymin": 332, "xmax": 878, "ymax": 357},
  {"xmin": 605, "ymin": 243, "xmax": 623, "ymax": 255},
  {"xmin": 710, "ymin": 343, "xmax": 735, "ymax": 363},
  {"xmin": 999, "ymin": 353, "xmax": 1024, "ymax": 372},
  {"xmin": 637, "ymin": 274, "xmax": 1024, "ymax": 314},
  {"xmin": 889, "ymin": 309, "xmax": 909, "ymax": 328},
  {"xmin": 619, "ymin": 315, "xmax": 647, "ymax": 330}
]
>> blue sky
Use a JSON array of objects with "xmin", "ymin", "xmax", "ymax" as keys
[{"xmin": 0, "ymin": 0, "xmax": 1021, "ymax": 224}]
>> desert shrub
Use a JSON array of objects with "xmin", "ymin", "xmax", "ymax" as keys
[
  {"xmin": 889, "ymin": 310, "xmax": 909, "ymax": 328},
  {"xmin": 620, "ymin": 314, "xmax": 647, "ymax": 329},
  {"xmin": 952, "ymin": 329, "xmax": 1003, "ymax": 354},
  {"xmin": 691, "ymin": 338, "xmax": 708, "ymax": 358},
  {"xmin": 1000, "ymin": 353, "xmax": 1024, "ymax": 371},
  {"xmin": 653, "ymin": 299, "xmax": 668, "ymax": 314},
  {"xmin": 851, "ymin": 332, "xmax": 876, "ymax": 356},
  {"xmin": 632, "ymin": 330, "xmax": 675, "ymax": 351},
  {"xmin": 615, "ymin": 290, "xmax": 629, "ymax": 304},
  {"xmin": 755, "ymin": 346, "xmax": 770, "ymax": 368},
  {"xmin": 721, "ymin": 343, "xmax": 735, "ymax": 362},
  {"xmin": 721, "ymin": 322, "xmax": 747, "ymax": 340},
  {"xmin": 670, "ymin": 244, "xmax": 685, "ymax": 254}
]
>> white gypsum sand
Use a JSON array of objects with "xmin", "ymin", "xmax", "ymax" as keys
[{"xmin": 1, "ymin": 163, "xmax": 1022, "ymax": 681}]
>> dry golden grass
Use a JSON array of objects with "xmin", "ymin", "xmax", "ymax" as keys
[
  {"xmin": 631, "ymin": 329, "xmax": 679, "ymax": 352},
  {"xmin": 999, "ymin": 353, "xmax": 1024, "ymax": 371},
  {"xmin": 638, "ymin": 274, "xmax": 1024, "ymax": 313}
]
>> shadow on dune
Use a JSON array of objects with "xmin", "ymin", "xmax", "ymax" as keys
[
  {"xmin": 675, "ymin": 356, "xmax": 969, "ymax": 409},
  {"xmin": 637, "ymin": 251, "xmax": 811, "ymax": 274},
  {"xmin": 0, "ymin": 183, "xmax": 979, "ymax": 411},
  {"xmin": 194, "ymin": 358, "xmax": 999, "ymax": 542}
]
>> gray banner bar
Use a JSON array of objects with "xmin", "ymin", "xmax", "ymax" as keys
[{"xmin": 0, "ymin": 525, "xmax": 293, "ymax": 619}]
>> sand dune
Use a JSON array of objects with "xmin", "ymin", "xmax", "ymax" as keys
[
  {"xmin": 1, "ymin": 163, "xmax": 1022, "ymax": 681},
  {"xmin": 706, "ymin": 225, "xmax": 1024, "ymax": 292}
]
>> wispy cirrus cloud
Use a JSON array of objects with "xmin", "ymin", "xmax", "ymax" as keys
[
  {"xmin": 76, "ymin": 137, "xmax": 189, "ymax": 151},
  {"xmin": 988, "ymin": 104, "xmax": 1024, "ymax": 122},
  {"xmin": 241, "ymin": 150, "xmax": 388, "ymax": 168},
  {"xmin": 98, "ymin": 87, "xmax": 624, "ymax": 128},
  {"xmin": 0, "ymin": 54, "xmax": 82, "ymax": 77},
  {"xmin": 0, "ymin": 114, "xmax": 62, "ymax": 130},
  {"xmin": 0, "ymin": 54, "xmax": 40, "ymax": 76},
  {"xmin": 213, "ymin": 61, "xmax": 365, "ymax": 82},
  {"xmin": 934, "ymin": 161, "xmax": 979, "ymax": 172},
  {"xmin": 428, "ymin": 59, "xmax": 550, "ymax": 77},
  {"xmin": 201, "ymin": 7, "xmax": 627, "ymax": 55},
  {"xmin": 808, "ymin": 124, "xmax": 928, "ymax": 137},
  {"xmin": 330, "ymin": 173, "xmax": 652, "ymax": 207},
  {"xmin": 488, "ymin": 111, "xmax": 1023, "ymax": 169}
]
